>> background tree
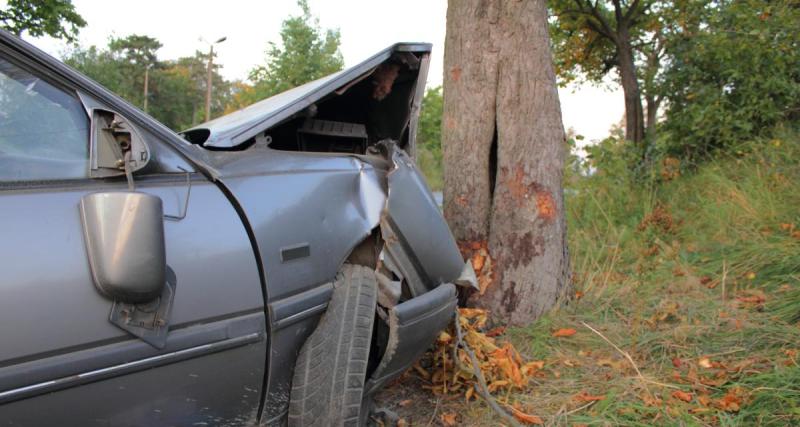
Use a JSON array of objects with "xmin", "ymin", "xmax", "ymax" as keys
[
  {"xmin": 0, "ymin": 0, "xmax": 85, "ymax": 42},
  {"xmin": 549, "ymin": 0, "xmax": 651, "ymax": 145},
  {"xmin": 416, "ymin": 86, "xmax": 444, "ymax": 190},
  {"xmin": 228, "ymin": 0, "xmax": 343, "ymax": 109},
  {"xmin": 106, "ymin": 34, "xmax": 162, "ymax": 107},
  {"xmin": 660, "ymin": 0, "xmax": 800, "ymax": 161},
  {"xmin": 443, "ymin": 0, "xmax": 570, "ymax": 326},
  {"xmin": 64, "ymin": 37, "xmax": 231, "ymax": 130}
]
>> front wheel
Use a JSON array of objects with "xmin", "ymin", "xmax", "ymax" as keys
[{"xmin": 288, "ymin": 264, "xmax": 377, "ymax": 426}]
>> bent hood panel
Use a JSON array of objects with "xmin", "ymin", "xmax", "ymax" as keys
[{"xmin": 184, "ymin": 43, "xmax": 431, "ymax": 150}]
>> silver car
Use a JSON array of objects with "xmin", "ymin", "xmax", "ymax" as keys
[{"xmin": 0, "ymin": 30, "xmax": 474, "ymax": 426}]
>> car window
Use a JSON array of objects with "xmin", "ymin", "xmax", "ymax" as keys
[{"xmin": 0, "ymin": 57, "xmax": 89, "ymax": 182}]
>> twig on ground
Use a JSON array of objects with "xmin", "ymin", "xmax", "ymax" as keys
[
  {"xmin": 581, "ymin": 321, "xmax": 682, "ymax": 392},
  {"xmin": 454, "ymin": 310, "xmax": 523, "ymax": 427},
  {"xmin": 425, "ymin": 397, "xmax": 441, "ymax": 427},
  {"xmin": 722, "ymin": 259, "xmax": 728, "ymax": 300},
  {"xmin": 564, "ymin": 400, "xmax": 597, "ymax": 416}
]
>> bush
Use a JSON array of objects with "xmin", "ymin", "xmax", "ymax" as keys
[{"xmin": 660, "ymin": 0, "xmax": 800, "ymax": 162}]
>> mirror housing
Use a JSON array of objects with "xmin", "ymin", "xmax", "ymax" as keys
[
  {"xmin": 80, "ymin": 192, "xmax": 166, "ymax": 303},
  {"xmin": 90, "ymin": 109, "xmax": 150, "ymax": 178}
]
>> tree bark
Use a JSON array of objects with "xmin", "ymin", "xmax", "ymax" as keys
[
  {"xmin": 645, "ymin": 93, "xmax": 658, "ymax": 140},
  {"xmin": 443, "ymin": 0, "xmax": 570, "ymax": 326},
  {"xmin": 616, "ymin": 26, "xmax": 645, "ymax": 145}
]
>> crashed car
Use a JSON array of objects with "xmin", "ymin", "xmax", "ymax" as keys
[{"xmin": 0, "ymin": 30, "xmax": 476, "ymax": 426}]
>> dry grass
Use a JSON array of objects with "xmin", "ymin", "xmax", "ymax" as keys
[{"xmin": 377, "ymin": 132, "xmax": 800, "ymax": 426}]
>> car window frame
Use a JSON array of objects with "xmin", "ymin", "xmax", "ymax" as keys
[{"xmin": 0, "ymin": 52, "xmax": 93, "ymax": 187}]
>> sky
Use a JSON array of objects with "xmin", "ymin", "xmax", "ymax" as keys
[{"xmin": 21, "ymin": 0, "xmax": 623, "ymax": 143}]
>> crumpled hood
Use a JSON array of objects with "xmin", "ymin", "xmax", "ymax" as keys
[{"xmin": 182, "ymin": 43, "xmax": 432, "ymax": 150}]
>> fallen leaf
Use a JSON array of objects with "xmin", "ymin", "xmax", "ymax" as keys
[
  {"xmin": 672, "ymin": 390, "xmax": 693, "ymax": 402},
  {"xmin": 552, "ymin": 328, "xmax": 577, "ymax": 337},
  {"xmin": 700, "ymin": 276, "xmax": 713, "ymax": 285},
  {"xmin": 488, "ymin": 380, "xmax": 510, "ymax": 392},
  {"xmin": 575, "ymin": 290, "xmax": 584, "ymax": 299},
  {"xmin": 397, "ymin": 418, "xmax": 408, "ymax": 427},
  {"xmin": 465, "ymin": 386, "xmax": 475, "ymax": 402},
  {"xmin": 714, "ymin": 387, "xmax": 744, "ymax": 412},
  {"xmin": 641, "ymin": 394, "xmax": 662, "ymax": 407},
  {"xmin": 440, "ymin": 412, "xmax": 458, "ymax": 426},
  {"xmin": 698, "ymin": 357, "xmax": 713, "ymax": 369},
  {"xmin": 522, "ymin": 360, "xmax": 545, "ymax": 376},
  {"xmin": 574, "ymin": 391, "xmax": 606, "ymax": 402},
  {"xmin": 398, "ymin": 399, "xmax": 412, "ymax": 407},
  {"xmin": 485, "ymin": 326, "xmax": 506, "ymax": 337},
  {"xmin": 507, "ymin": 405, "xmax": 544, "ymax": 425},
  {"xmin": 745, "ymin": 271, "xmax": 756, "ymax": 280},
  {"xmin": 672, "ymin": 357, "xmax": 683, "ymax": 368},
  {"xmin": 737, "ymin": 295, "xmax": 766, "ymax": 304}
]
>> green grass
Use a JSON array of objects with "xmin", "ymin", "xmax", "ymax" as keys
[{"xmin": 493, "ymin": 131, "xmax": 800, "ymax": 425}]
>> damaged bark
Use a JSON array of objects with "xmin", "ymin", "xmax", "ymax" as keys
[{"xmin": 443, "ymin": 0, "xmax": 570, "ymax": 326}]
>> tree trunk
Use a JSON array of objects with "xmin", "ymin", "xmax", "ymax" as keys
[
  {"xmin": 645, "ymin": 93, "xmax": 658, "ymax": 140},
  {"xmin": 443, "ymin": 0, "xmax": 570, "ymax": 326},
  {"xmin": 616, "ymin": 27, "xmax": 645, "ymax": 144}
]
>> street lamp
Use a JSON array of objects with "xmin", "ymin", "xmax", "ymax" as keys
[
  {"xmin": 205, "ymin": 36, "xmax": 227, "ymax": 122},
  {"xmin": 143, "ymin": 63, "xmax": 154, "ymax": 113}
]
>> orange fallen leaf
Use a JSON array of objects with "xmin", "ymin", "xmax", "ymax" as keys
[
  {"xmin": 486, "ymin": 326, "xmax": 506, "ymax": 337},
  {"xmin": 698, "ymin": 357, "xmax": 713, "ymax": 369},
  {"xmin": 574, "ymin": 391, "xmax": 606, "ymax": 402},
  {"xmin": 672, "ymin": 357, "xmax": 683, "ymax": 368},
  {"xmin": 575, "ymin": 290, "xmax": 584, "ymax": 299},
  {"xmin": 507, "ymin": 405, "xmax": 544, "ymax": 425},
  {"xmin": 737, "ymin": 295, "xmax": 766, "ymax": 304},
  {"xmin": 672, "ymin": 390, "xmax": 693, "ymax": 402},
  {"xmin": 440, "ymin": 412, "xmax": 458, "ymax": 426},
  {"xmin": 715, "ymin": 387, "xmax": 744, "ymax": 412},
  {"xmin": 552, "ymin": 328, "xmax": 577, "ymax": 337}
]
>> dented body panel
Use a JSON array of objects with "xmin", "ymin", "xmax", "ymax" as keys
[
  {"xmin": 202, "ymin": 141, "xmax": 467, "ymax": 422},
  {"xmin": 0, "ymin": 31, "xmax": 469, "ymax": 426}
]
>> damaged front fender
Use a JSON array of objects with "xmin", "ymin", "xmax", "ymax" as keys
[{"xmin": 378, "ymin": 142, "xmax": 477, "ymax": 296}]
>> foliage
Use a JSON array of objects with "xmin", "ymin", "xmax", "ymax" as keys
[
  {"xmin": 387, "ymin": 129, "xmax": 800, "ymax": 425},
  {"xmin": 416, "ymin": 86, "xmax": 443, "ymax": 190},
  {"xmin": 0, "ymin": 0, "xmax": 85, "ymax": 42},
  {"xmin": 510, "ymin": 129, "xmax": 799, "ymax": 424},
  {"xmin": 64, "ymin": 37, "xmax": 231, "ymax": 130},
  {"xmin": 229, "ymin": 0, "xmax": 343, "ymax": 110},
  {"xmin": 660, "ymin": 0, "xmax": 800, "ymax": 161}
]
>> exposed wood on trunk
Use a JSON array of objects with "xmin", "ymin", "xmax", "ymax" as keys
[{"xmin": 443, "ymin": 0, "xmax": 570, "ymax": 326}]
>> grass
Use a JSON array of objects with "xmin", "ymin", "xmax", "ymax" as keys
[
  {"xmin": 490, "ymin": 130, "xmax": 800, "ymax": 426},
  {"xmin": 377, "ymin": 131, "xmax": 799, "ymax": 425}
]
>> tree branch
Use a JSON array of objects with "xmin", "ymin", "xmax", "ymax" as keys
[{"xmin": 624, "ymin": 0, "xmax": 642, "ymax": 21}]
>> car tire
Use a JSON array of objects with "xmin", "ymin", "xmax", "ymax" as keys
[{"xmin": 288, "ymin": 264, "xmax": 377, "ymax": 427}]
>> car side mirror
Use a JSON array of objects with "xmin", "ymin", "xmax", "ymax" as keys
[
  {"xmin": 89, "ymin": 109, "xmax": 151, "ymax": 178},
  {"xmin": 80, "ymin": 191, "xmax": 166, "ymax": 303}
]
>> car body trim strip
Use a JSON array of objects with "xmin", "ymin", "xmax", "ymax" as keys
[{"xmin": 0, "ymin": 332, "xmax": 261, "ymax": 405}]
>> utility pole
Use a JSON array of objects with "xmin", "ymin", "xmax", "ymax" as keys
[
  {"xmin": 205, "ymin": 36, "xmax": 227, "ymax": 122},
  {"xmin": 143, "ymin": 63, "xmax": 153, "ymax": 113}
]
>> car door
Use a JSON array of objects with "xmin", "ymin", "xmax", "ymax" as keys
[{"xmin": 0, "ymin": 51, "xmax": 266, "ymax": 426}]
